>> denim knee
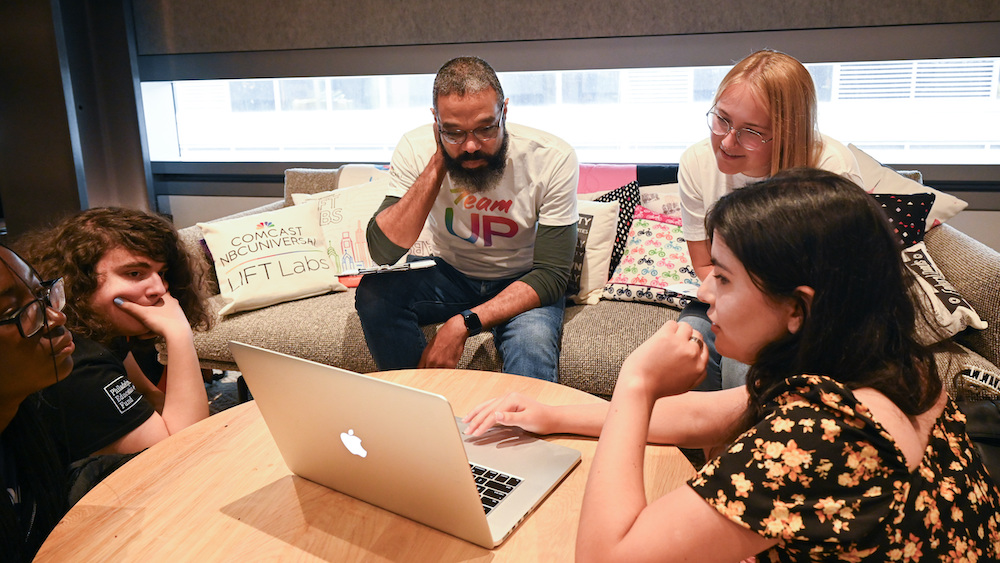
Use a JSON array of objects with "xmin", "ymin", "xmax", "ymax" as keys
[{"xmin": 678, "ymin": 301, "xmax": 722, "ymax": 392}]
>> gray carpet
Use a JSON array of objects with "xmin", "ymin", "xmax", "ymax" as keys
[{"xmin": 206, "ymin": 370, "xmax": 244, "ymax": 415}]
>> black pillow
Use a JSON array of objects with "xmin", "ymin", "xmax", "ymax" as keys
[
  {"xmin": 595, "ymin": 181, "xmax": 641, "ymax": 277},
  {"xmin": 872, "ymin": 192, "xmax": 935, "ymax": 248}
]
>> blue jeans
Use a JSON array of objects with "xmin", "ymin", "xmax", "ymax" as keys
[
  {"xmin": 678, "ymin": 301, "xmax": 748, "ymax": 391},
  {"xmin": 355, "ymin": 257, "xmax": 564, "ymax": 382}
]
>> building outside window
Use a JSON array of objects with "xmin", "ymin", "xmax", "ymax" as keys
[{"xmin": 142, "ymin": 57, "xmax": 1000, "ymax": 166}]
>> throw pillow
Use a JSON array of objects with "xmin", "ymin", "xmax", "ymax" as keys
[
  {"xmin": 603, "ymin": 205, "xmax": 700, "ymax": 309},
  {"xmin": 198, "ymin": 202, "xmax": 346, "ymax": 316},
  {"xmin": 337, "ymin": 163, "xmax": 390, "ymax": 188},
  {"xmin": 292, "ymin": 177, "xmax": 391, "ymax": 274},
  {"xmin": 582, "ymin": 181, "xmax": 641, "ymax": 278},
  {"xmin": 639, "ymin": 183, "xmax": 682, "ymax": 217},
  {"xmin": 567, "ymin": 199, "xmax": 620, "ymax": 305},
  {"xmin": 848, "ymin": 144, "xmax": 967, "ymax": 230},
  {"xmin": 872, "ymin": 193, "xmax": 934, "ymax": 248},
  {"xmin": 903, "ymin": 241, "xmax": 987, "ymax": 343}
]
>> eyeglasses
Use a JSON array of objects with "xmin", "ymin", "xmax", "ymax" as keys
[
  {"xmin": 706, "ymin": 110, "xmax": 772, "ymax": 151},
  {"xmin": 436, "ymin": 110, "xmax": 504, "ymax": 145},
  {"xmin": 0, "ymin": 278, "xmax": 66, "ymax": 338}
]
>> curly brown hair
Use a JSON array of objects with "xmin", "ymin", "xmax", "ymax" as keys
[{"xmin": 16, "ymin": 207, "xmax": 211, "ymax": 343}]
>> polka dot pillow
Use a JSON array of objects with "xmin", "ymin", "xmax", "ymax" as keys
[
  {"xmin": 590, "ymin": 181, "xmax": 641, "ymax": 278},
  {"xmin": 872, "ymin": 192, "xmax": 987, "ymax": 342},
  {"xmin": 603, "ymin": 205, "xmax": 699, "ymax": 309},
  {"xmin": 872, "ymin": 192, "xmax": 934, "ymax": 247}
]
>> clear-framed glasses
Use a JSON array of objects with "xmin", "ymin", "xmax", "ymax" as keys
[
  {"xmin": 436, "ymin": 110, "xmax": 504, "ymax": 145},
  {"xmin": 706, "ymin": 110, "xmax": 772, "ymax": 151},
  {"xmin": 0, "ymin": 278, "xmax": 66, "ymax": 338}
]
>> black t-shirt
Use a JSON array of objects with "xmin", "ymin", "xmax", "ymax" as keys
[
  {"xmin": 38, "ymin": 336, "xmax": 155, "ymax": 462},
  {"xmin": 1, "ymin": 398, "xmax": 70, "ymax": 561},
  {"xmin": 108, "ymin": 336, "xmax": 164, "ymax": 386}
]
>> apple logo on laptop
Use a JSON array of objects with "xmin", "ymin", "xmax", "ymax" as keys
[{"xmin": 340, "ymin": 429, "xmax": 367, "ymax": 458}]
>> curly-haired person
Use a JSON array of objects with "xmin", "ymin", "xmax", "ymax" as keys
[{"xmin": 18, "ymin": 207, "xmax": 212, "ymax": 464}]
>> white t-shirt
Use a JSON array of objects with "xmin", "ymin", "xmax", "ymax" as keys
[
  {"xmin": 387, "ymin": 123, "xmax": 579, "ymax": 279},
  {"xmin": 678, "ymin": 134, "xmax": 864, "ymax": 241}
]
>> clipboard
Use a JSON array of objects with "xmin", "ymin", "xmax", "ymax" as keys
[{"xmin": 339, "ymin": 259, "xmax": 437, "ymax": 277}]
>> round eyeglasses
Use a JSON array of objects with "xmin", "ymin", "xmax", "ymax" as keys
[
  {"xmin": 0, "ymin": 278, "xmax": 66, "ymax": 338},
  {"xmin": 706, "ymin": 110, "xmax": 772, "ymax": 151},
  {"xmin": 436, "ymin": 111, "xmax": 504, "ymax": 145}
]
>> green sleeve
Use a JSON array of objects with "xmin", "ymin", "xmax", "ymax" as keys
[
  {"xmin": 518, "ymin": 223, "xmax": 578, "ymax": 306},
  {"xmin": 365, "ymin": 196, "xmax": 408, "ymax": 265}
]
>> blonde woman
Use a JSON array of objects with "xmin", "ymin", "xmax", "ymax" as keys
[{"xmin": 678, "ymin": 49, "xmax": 863, "ymax": 391}]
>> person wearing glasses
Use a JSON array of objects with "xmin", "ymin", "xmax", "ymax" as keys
[
  {"xmin": 464, "ymin": 170, "xmax": 1000, "ymax": 561},
  {"xmin": 678, "ymin": 49, "xmax": 863, "ymax": 392},
  {"xmin": 16, "ymin": 207, "xmax": 212, "ymax": 464},
  {"xmin": 356, "ymin": 56, "xmax": 578, "ymax": 382},
  {"xmin": 0, "ymin": 244, "xmax": 75, "ymax": 560}
]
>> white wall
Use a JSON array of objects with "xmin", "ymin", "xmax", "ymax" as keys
[
  {"xmin": 159, "ymin": 195, "xmax": 281, "ymax": 228},
  {"xmin": 948, "ymin": 211, "xmax": 1000, "ymax": 252}
]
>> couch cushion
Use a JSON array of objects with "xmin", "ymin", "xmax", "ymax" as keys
[
  {"xmin": 192, "ymin": 288, "xmax": 682, "ymax": 399},
  {"xmin": 560, "ymin": 300, "xmax": 682, "ymax": 398},
  {"xmin": 935, "ymin": 340, "xmax": 1000, "ymax": 403},
  {"xmin": 283, "ymin": 168, "xmax": 341, "ymax": 206},
  {"xmin": 194, "ymin": 290, "xmax": 376, "ymax": 372}
]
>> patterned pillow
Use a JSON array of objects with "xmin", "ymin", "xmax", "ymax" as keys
[
  {"xmin": 872, "ymin": 192, "xmax": 934, "ymax": 248},
  {"xmin": 603, "ymin": 205, "xmax": 700, "ymax": 309},
  {"xmin": 870, "ymin": 191, "xmax": 984, "ymax": 343},
  {"xmin": 567, "ymin": 200, "xmax": 620, "ymax": 305},
  {"xmin": 639, "ymin": 183, "xmax": 681, "ymax": 217},
  {"xmin": 585, "ymin": 181, "xmax": 641, "ymax": 278},
  {"xmin": 904, "ymin": 242, "xmax": 987, "ymax": 343},
  {"xmin": 292, "ymin": 178, "xmax": 390, "ymax": 274},
  {"xmin": 849, "ymin": 144, "xmax": 966, "ymax": 230}
]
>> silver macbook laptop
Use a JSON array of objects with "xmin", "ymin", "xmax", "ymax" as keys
[{"xmin": 228, "ymin": 341, "xmax": 581, "ymax": 549}]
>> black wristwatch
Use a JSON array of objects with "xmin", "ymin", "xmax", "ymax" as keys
[{"xmin": 460, "ymin": 309, "xmax": 482, "ymax": 337}]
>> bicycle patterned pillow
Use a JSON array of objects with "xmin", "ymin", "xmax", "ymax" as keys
[{"xmin": 603, "ymin": 205, "xmax": 699, "ymax": 309}]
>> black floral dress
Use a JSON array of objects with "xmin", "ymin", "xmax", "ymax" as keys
[{"xmin": 689, "ymin": 374, "xmax": 1000, "ymax": 562}]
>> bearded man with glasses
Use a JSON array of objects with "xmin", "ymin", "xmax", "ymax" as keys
[{"xmin": 356, "ymin": 56, "xmax": 579, "ymax": 382}]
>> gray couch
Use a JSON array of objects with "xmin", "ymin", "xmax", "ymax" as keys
[{"xmin": 178, "ymin": 166, "xmax": 1000, "ymax": 400}]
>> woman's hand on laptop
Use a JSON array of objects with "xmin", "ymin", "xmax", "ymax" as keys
[{"xmin": 462, "ymin": 392, "xmax": 556, "ymax": 437}]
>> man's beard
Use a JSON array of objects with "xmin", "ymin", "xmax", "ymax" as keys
[{"xmin": 440, "ymin": 133, "xmax": 509, "ymax": 194}]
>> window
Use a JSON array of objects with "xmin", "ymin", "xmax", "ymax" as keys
[{"xmin": 142, "ymin": 57, "xmax": 1000, "ymax": 165}]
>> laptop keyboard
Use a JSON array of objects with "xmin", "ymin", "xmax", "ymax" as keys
[{"xmin": 470, "ymin": 463, "xmax": 522, "ymax": 514}]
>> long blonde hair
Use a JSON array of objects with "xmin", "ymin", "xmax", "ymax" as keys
[{"xmin": 713, "ymin": 49, "xmax": 821, "ymax": 176}]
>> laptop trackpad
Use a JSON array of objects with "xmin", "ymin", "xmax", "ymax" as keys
[{"xmin": 455, "ymin": 417, "xmax": 580, "ymax": 481}]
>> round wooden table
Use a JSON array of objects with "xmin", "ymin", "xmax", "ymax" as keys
[{"xmin": 36, "ymin": 369, "xmax": 696, "ymax": 562}]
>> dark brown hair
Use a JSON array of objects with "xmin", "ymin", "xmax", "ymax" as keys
[
  {"xmin": 706, "ymin": 169, "xmax": 941, "ymax": 432},
  {"xmin": 16, "ymin": 207, "xmax": 211, "ymax": 342}
]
